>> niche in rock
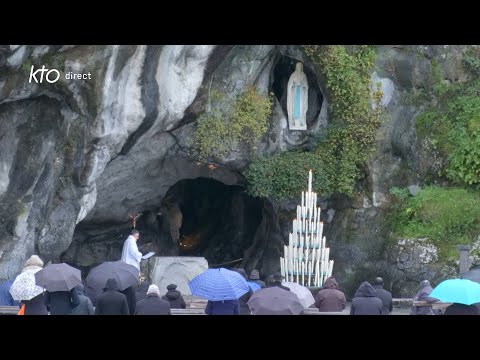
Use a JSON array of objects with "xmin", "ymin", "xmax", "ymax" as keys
[{"xmin": 271, "ymin": 55, "xmax": 324, "ymax": 127}]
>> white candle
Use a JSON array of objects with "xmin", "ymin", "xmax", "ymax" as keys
[
  {"xmin": 280, "ymin": 257, "xmax": 284, "ymax": 278},
  {"xmin": 308, "ymin": 170, "xmax": 312, "ymax": 194},
  {"xmin": 301, "ymin": 262, "xmax": 305, "ymax": 286},
  {"xmin": 324, "ymin": 248, "xmax": 330, "ymax": 284}
]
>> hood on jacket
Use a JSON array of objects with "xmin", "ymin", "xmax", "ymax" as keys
[
  {"xmin": 72, "ymin": 283, "xmax": 85, "ymax": 295},
  {"xmin": 71, "ymin": 284, "xmax": 85, "ymax": 306},
  {"xmin": 354, "ymin": 281, "xmax": 377, "ymax": 298},
  {"xmin": 165, "ymin": 289, "xmax": 181, "ymax": 300},
  {"xmin": 322, "ymin": 277, "xmax": 339, "ymax": 289},
  {"xmin": 104, "ymin": 278, "xmax": 119, "ymax": 292},
  {"xmin": 420, "ymin": 280, "xmax": 431, "ymax": 289}
]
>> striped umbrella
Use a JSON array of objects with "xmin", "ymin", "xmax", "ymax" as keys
[{"xmin": 188, "ymin": 268, "xmax": 250, "ymax": 301}]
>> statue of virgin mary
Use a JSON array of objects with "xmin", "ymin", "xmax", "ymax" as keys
[{"xmin": 287, "ymin": 62, "xmax": 308, "ymax": 130}]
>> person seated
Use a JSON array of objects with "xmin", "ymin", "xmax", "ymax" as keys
[
  {"xmin": 135, "ymin": 285, "xmax": 171, "ymax": 315},
  {"xmin": 350, "ymin": 281, "xmax": 383, "ymax": 315},
  {"xmin": 314, "ymin": 276, "xmax": 346, "ymax": 312},
  {"xmin": 249, "ymin": 269, "xmax": 266, "ymax": 288},
  {"xmin": 95, "ymin": 278, "xmax": 129, "ymax": 315},
  {"xmin": 162, "ymin": 284, "xmax": 186, "ymax": 309},
  {"xmin": 135, "ymin": 273, "xmax": 151, "ymax": 303},
  {"xmin": 444, "ymin": 303, "xmax": 480, "ymax": 315},
  {"xmin": 410, "ymin": 280, "xmax": 441, "ymax": 315},
  {"xmin": 205, "ymin": 299, "xmax": 240, "ymax": 315},
  {"xmin": 372, "ymin": 277, "xmax": 393, "ymax": 315}
]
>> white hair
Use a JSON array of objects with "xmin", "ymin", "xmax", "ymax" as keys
[{"xmin": 147, "ymin": 284, "xmax": 160, "ymax": 296}]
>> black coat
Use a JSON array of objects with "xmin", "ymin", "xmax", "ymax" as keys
[
  {"xmin": 162, "ymin": 289, "xmax": 186, "ymax": 309},
  {"xmin": 120, "ymin": 285, "xmax": 136, "ymax": 315},
  {"xmin": 21, "ymin": 292, "xmax": 48, "ymax": 315},
  {"xmin": 237, "ymin": 288, "xmax": 253, "ymax": 315},
  {"xmin": 444, "ymin": 303, "xmax": 480, "ymax": 315},
  {"xmin": 205, "ymin": 300, "xmax": 240, "ymax": 315},
  {"xmin": 45, "ymin": 291, "xmax": 73, "ymax": 315},
  {"xmin": 95, "ymin": 278, "xmax": 130, "ymax": 315},
  {"xmin": 71, "ymin": 284, "xmax": 94, "ymax": 315},
  {"xmin": 350, "ymin": 282, "xmax": 383, "ymax": 315},
  {"xmin": 135, "ymin": 294, "xmax": 171, "ymax": 315},
  {"xmin": 373, "ymin": 284, "xmax": 393, "ymax": 315},
  {"xmin": 135, "ymin": 281, "xmax": 150, "ymax": 303}
]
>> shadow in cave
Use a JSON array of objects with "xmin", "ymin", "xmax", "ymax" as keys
[{"xmin": 158, "ymin": 178, "xmax": 264, "ymax": 267}]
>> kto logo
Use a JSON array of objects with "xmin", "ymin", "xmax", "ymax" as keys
[{"xmin": 28, "ymin": 65, "xmax": 60, "ymax": 84}]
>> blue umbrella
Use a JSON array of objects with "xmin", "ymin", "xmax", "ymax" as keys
[
  {"xmin": 247, "ymin": 281, "xmax": 261, "ymax": 292},
  {"xmin": 429, "ymin": 279, "xmax": 480, "ymax": 305},
  {"xmin": 189, "ymin": 268, "xmax": 250, "ymax": 301}
]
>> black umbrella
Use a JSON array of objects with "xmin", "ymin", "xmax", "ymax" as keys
[
  {"xmin": 34, "ymin": 263, "xmax": 82, "ymax": 292},
  {"xmin": 85, "ymin": 261, "xmax": 139, "ymax": 303},
  {"xmin": 461, "ymin": 268, "xmax": 480, "ymax": 283}
]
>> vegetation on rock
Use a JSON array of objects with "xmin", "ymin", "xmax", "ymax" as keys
[{"xmin": 246, "ymin": 45, "xmax": 382, "ymax": 199}]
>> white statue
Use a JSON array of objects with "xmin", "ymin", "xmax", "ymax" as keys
[{"xmin": 287, "ymin": 62, "xmax": 308, "ymax": 130}]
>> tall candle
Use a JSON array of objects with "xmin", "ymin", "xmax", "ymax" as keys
[
  {"xmin": 302, "ymin": 262, "xmax": 305, "ymax": 286},
  {"xmin": 280, "ymin": 257, "xmax": 284, "ymax": 278},
  {"xmin": 308, "ymin": 170, "xmax": 312, "ymax": 193}
]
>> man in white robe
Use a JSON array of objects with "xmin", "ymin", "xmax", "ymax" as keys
[{"xmin": 121, "ymin": 229, "xmax": 142, "ymax": 273}]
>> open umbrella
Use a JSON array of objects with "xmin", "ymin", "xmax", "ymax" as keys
[
  {"xmin": 10, "ymin": 268, "xmax": 44, "ymax": 301},
  {"xmin": 247, "ymin": 281, "xmax": 261, "ymax": 292},
  {"xmin": 34, "ymin": 263, "xmax": 82, "ymax": 292},
  {"xmin": 429, "ymin": 278, "xmax": 480, "ymax": 305},
  {"xmin": 247, "ymin": 286, "xmax": 304, "ymax": 315},
  {"xmin": 188, "ymin": 268, "xmax": 250, "ymax": 301},
  {"xmin": 85, "ymin": 261, "xmax": 139, "ymax": 303},
  {"xmin": 282, "ymin": 281, "xmax": 315, "ymax": 308}
]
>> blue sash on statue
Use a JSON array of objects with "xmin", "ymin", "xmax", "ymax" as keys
[{"xmin": 294, "ymin": 85, "xmax": 301, "ymax": 119}]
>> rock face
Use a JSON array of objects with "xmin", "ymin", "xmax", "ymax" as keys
[
  {"xmin": 0, "ymin": 45, "xmax": 474, "ymax": 297},
  {"xmin": 145, "ymin": 256, "xmax": 208, "ymax": 296}
]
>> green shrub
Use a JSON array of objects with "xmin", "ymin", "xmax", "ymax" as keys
[
  {"xmin": 389, "ymin": 186, "xmax": 480, "ymax": 259},
  {"xmin": 193, "ymin": 86, "xmax": 273, "ymax": 161},
  {"xmin": 416, "ymin": 94, "xmax": 480, "ymax": 186},
  {"xmin": 245, "ymin": 152, "xmax": 331, "ymax": 199},
  {"xmin": 463, "ymin": 47, "xmax": 480, "ymax": 77}
]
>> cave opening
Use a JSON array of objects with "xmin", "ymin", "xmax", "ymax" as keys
[
  {"xmin": 158, "ymin": 177, "xmax": 264, "ymax": 266},
  {"xmin": 271, "ymin": 55, "xmax": 324, "ymax": 127}
]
